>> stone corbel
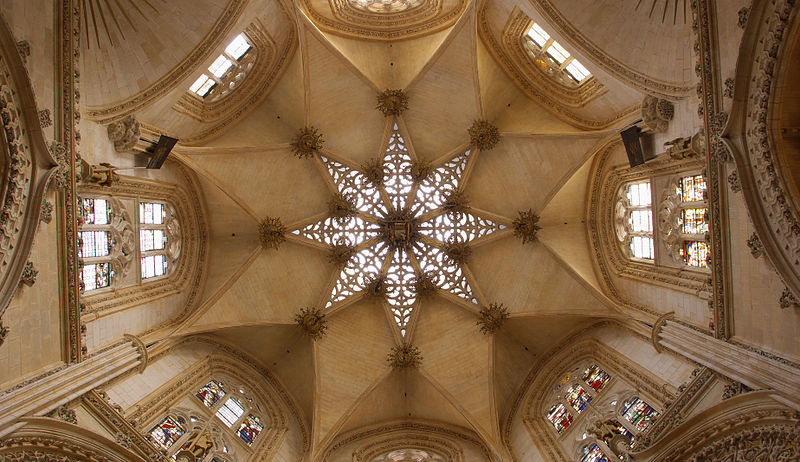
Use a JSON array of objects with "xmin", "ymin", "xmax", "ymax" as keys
[
  {"xmin": 641, "ymin": 95, "xmax": 674, "ymax": 133},
  {"xmin": 106, "ymin": 115, "xmax": 140, "ymax": 153}
]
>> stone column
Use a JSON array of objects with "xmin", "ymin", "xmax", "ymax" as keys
[
  {"xmin": 656, "ymin": 320, "xmax": 800, "ymax": 409},
  {"xmin": 0, "ymin": 337, "xmax": 145, "ymax": 438}
]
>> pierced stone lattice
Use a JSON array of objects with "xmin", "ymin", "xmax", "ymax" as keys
[{"xmin": 294, "ymin": 121, "xmax": 500, "ymax": 337}]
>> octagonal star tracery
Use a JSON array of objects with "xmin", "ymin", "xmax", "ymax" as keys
[{"xmin": 292, "ymin": 119, "xmax": 505, "ymax": 338}]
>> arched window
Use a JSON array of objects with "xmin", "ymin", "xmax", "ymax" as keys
[
  {"xmin": 348, "ymin": 0, "xmax": 424, "ymax": 13},
  {"xmin": 79, "ymin": 195, "xmax": 181, "ymax": 292},
  {"xmin": 542, "ymin": 362, "xmax": 661, "ymax": 460},
  {"xmin": 615, "ymin": 181, "xmax": 654, "ymax": 260},
  {"xmin": 78, "ymin": 197, "xmax": 134, "ymax": 292},
  {"xmin": 146, "ymin": 377, "xmax": 268, "ymax": 461},
  {"xmin": 662, "ymin": 174, "xmax": 709, "ymax": 268},
  {"xmin": 149, "ymin": 414, "xmax": 187, "ymax": 451},
  {"xmin": 189, "ymin": 33, "xmax": 255, "ymax": 101},
  {"xmin": 524, "ymin": 22, "xmax": 592, "ymax": 86}
]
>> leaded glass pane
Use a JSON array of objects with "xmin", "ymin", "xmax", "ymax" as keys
[
  {"xmin": 140, "ymin": 229, "xmax": 166, "ymax": 251},
  {"xmin": 546, "ymin": 41, "xmax": 569, "ymax": 64},
  {"xmin": 82, "ymin": 198, "xmax": 109, "ymax": 224},
  {"xmin": 196, "ymin": 380, "xmax": 226, "ymax": 408},
  {"xmin": 215, "ymin": 397, "xmax": 244, "ymax": 428},
  {"xmin": 209, "ymin": 55, "xmax": 233, "ymax": 78},
  {"xmin": 546, "ymin": 403, "xmax": 573, "ymax": 433},
  {"xmin": 627, "ymin": 182, "xmax": 651, "ymax": 206},
  {"xmin": 237, "ymin": 415, "xmax": 263, "ymax": 446},
  {"xmin": 580, "ymin": 443, "xmax": 610, "ymax": 462},
  {"xmin": 630, "ymin": 236, "xmax": 654, "ymax": 260},
  {"xmin": 679, "ymin": 175, "xmax": 706, "ymax": 202},
  {"xmin": 79, "ymin": 231, "xmax": 110, "ymax": 258},
  {"xmin": 142, "ymin": 254, "xmax": 168, "ymax": 279},
  {"xmin": 680, "ymin": 240, "xmax": 709, "ymax": 268},
  {"xmin": 679, "ymin": 208, "xmax": 708, "ymax": 235},
  {"xmin": 149, "ymin": 415, "xmax": 185, "ymax": 450},
  {"xmin": 527, "ymin": 23, "xmax": 550, "ymax": 47},
  {"xmin": 622, "ymin": 397, "xmax": 659, "ymax": 431},
  {"xmin": 225, "ymin": 34, "xmax": 251, "ymax": 60},
  {"xmin": 81, "ymin": 262, "xmax": 110, "ymax": 291},
  {"xmin": 140, "ymin": 202, "xmax": 165, "ymax": 225},
  {"xmin": 582, "ymin": 365, "xmax": 611, "ymax": 393},
  {"xmin": 629, "ymin": 210, "xmax": 652, "ymax": 233},
  {"xmin": 565, "ymin": 384, "xmax": 592, "ymax": 413},
  {"xmin": 566, "ymin": 59, "xmax": 591, "ymax": 82}
]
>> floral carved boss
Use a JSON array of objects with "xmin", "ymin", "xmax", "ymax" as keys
[{"xmin": 290, "ymin": 118, "xmax": 512, "ymax": 339}]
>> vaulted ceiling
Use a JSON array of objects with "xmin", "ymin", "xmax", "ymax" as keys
[{"xmin": 77, "ymin": 0, "xmax": 696, "ymax": 459}]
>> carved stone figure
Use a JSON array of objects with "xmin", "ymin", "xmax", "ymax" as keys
[
  {"xmin": 641, "ymin": 95, "xmax": 674, "ymax": 133},
  {"xmin": 106, "ymin": 115, "xmax": 140, "ymax": 152}
]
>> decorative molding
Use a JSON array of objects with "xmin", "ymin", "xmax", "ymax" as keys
[
  {"xmin": 352, "ymin": 434, "xmax": 464, "ymax": 462},
  {"xmin": 727, "ymin": 169, "xmax": 741, "ymax": 192},
  {"xmin": 300, "ymin": 0, "xmax": 467, "ymax": 41},
  {"xmin": 46, "ymin": 405, "xmax": 77, "ymax": 425},
  {"xmin": 746, "ymin": 232, "xmax": 763, "ymax": 259},
  {"xmin": 650, "ymin": 312, "xmax": 675, "ymax": 353},
  {"xmin": 84, "ymin": 0, "xmax": 249, "ymax": 124},
  {"xmin": 38, "ymin": 109, "xmax": 51, "ymax": 128},
  {"xmin": 322, "ymin": 421, "xmax": 493, "ymax": 462},
  {"xmin": 778, "ymin": 286, "xmax": 800, "ymax": 310},
  {"xmin": 123, "ymin": 334, "xmax": 148, "ymax": 373},
  {"xmin": 40, "ymin": 200, "xmax": 53, "ymax": 223},
  {"xmin": 15, "ymin": 40, "xmax": 29, "ymax": 64}
]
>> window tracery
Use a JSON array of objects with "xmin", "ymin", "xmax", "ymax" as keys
[
  {"xmin": 524, "ymin": 22, "xmax": 592, "ymax": 86},
  {"xmin": 146, "ymin": 377, "xmax": 270, "ymax": 461},
  {"xmin": 139, "ymin": 201, "xmax": 181, "ymax": 280},
  {"xmin": 189, "ymin": 33, "xmax": 255, "ymax": 101},
  {"xmin": 541, "ymin": 361, "xmax": 662, "ymax": 461},
  {"xmin": 78, "ymin": 197, "xmax": 135, "ymax": 292},
  {"xmin": 291, "ymin": 122, "xmax": 503, "ymax": 338},
  {"xmin": 615, "ymin": 181, "xmax": 654, "ymax": 260},
  {"xmin": 658, "ymin": 174, "xmax": 710, "ymax": 268}
]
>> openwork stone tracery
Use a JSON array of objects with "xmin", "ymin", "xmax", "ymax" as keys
[{"xmin": 291, "ymin": 118, "xmax": 508, "ymax": 338}]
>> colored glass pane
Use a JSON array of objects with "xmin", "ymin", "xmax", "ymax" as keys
[
  {"xmin": 679, "ymin": 208, "xmax": 708, "ymax": 234},
  {"xmin": 196, "ymin": 380, "xmax": 226, "ymax": 408},
  {"xmin": 81, "ymin": 262, "xmax": 110, "ymax": 291},
  {"xmin": 546, "ymin": 403, "xmax": 573, "ymax": 433},
  {"xmin": 582, "ymin": 365, "xmax": 611, "ymax": 393},
  {"xmin": 580, "ymin": 443, "xmax": 610, "ymax": 462},
  {"xmin": 82, "ymin": 198, "xmax": 109, "ymax": 224},
  {"xmin": 680, "ymin": 240, "xmax": 709, "ymax": 268},
  {"xmin": 679, "ymin": 175, "xmax": 706, "ymax": 202},
  {"xmin": 216, "ymin": 397, "xmax": 244, "ymax": 428},
  {"xmin": 565, "ymin": 384, "xmax": 593, "ymax": 413},
  {"xmin": 149, "ymin": 415, "xmax": 185, "ymax": 450},
  {"xmin": 623, "ymin": 397, "xmax": 659, "ymax": 431},
  {"xmin": 613, "ymin": 420, "xmax": 635, "ymax": 442},
  {"xmin": 237, "ymin": 414, "xmax": 263, "ymax": 446}
]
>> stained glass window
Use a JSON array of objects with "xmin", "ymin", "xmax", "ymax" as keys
[
  {"xmin": 580, "ymin": 443, "xmax": 610, "ymax": 462},
  {"xmin": 547, "ymin": 403, "xmax": 573, "ymax": 433},
  {"xmin": 679, "ymin": 175, "xmax": 706, "ymax": 202},
  {"xmin": 620, "ymin": 182, "xmax": 654, "ymax": 260},
  {"xmin": 565, "ymin": 384, "xmax": 593, "ymax": 413},
  {"xmin": 622, "ymin": 397, "xmax": 659, "ymax": 431},
  {"xmin": 216, "ymin": 397, "xmax": 244, "ymax": 428},
  {"xmin": 237, "ymin": 414, "xmax": 263, "ymax": 446},
  {"xmin": 196, "ymin": 380, "xmax": 226, "ymax": 408},
  {"xmin": 613, "ymin": 420, "xmax": 635, "ymax": 442},
  {"xmin": 679, "ymin": 208, "xmax": 708, "ymax": 234},
  {"xmin": 81, "ymin": 262, "xmax": 110, "ymax": 291},
  {"xmin": 680, "ymin": 240, "xmax": 709, "ymax": 268},
  {"xmin": 630, "ymin": 236, "xmax": 654, "ymax": 260},
  {"xmin": 82, "ymin": 198, "xmax": 110, "ymax": 224},
  {"xmin": 582, "ymin": 365, "xmax": 611, "ymax": 393},
  {"xmin": 149, "ymin": 415, "xmax": 186, "ymax": 450}
]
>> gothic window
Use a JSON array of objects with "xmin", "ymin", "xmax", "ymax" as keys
[
  {"xmin": 524, "ymin": 22, "xmax": 592, "ymax": 85},
  {"xmin": 139, "ymin": 201, "xmax": 179, "ymax": 280},
  {"xmin": 547, "ymin": 402, "xmax": 574, "ymax": 434},
  {"xmin": 78, "ymin": 197, "xmax": 134, "ymax": 292},
  {"xmin": 621, "ymin": 396, "xmax": 659, "ymax": 431},
  {"xmin": 545, "ymin": 364, "xmax": 613, "ymax": 434},
  {"xmin": 579, "ymin": 443, "xmax": 610, "ymax": 462},
  {"xmin": 615, "ymin": 181, "xmax": 654, "ymax": 260},
  {"xmin": 149, "ymin": 415, "xmax": 187, "ymax": 450},
  {"xmin": 148, "ymin": 377, "xmax": 268, "ymax": 460},
  {"xmin": 658, "ymin": 173, "xmax": 710, "ymax": 269},
  {"xmin": 189, "ymin": 33, "xmax": 255, "ymax": 100}
]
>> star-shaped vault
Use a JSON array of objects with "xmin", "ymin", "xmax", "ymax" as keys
[{"xmin": 292, "ymin": 119, "xmax": 505, "ymax": 338}]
